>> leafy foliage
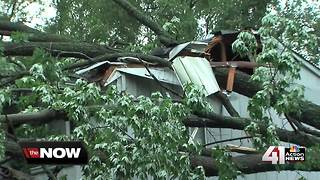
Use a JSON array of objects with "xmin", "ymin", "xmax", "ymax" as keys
[
  {"xmin": 232, "ymin": 31, "xmax": 258, "ymax": 60},
  {"xmin": 48, "ymin": 0, "xmax": 271, "ymax": 51},
  {"xmin": 0, "ymin": 48, "xmax": 208, "ymax": 178},
  {"xmin": 232, "ymin": 1, "xmax": 315, "ymax": 149},
  {"xmin": 10, "ymin": 32, "xmax": 29, "ymax": 43},
  {"xmin": 271, "ymin": 0, "xmax": 320, "ymax": 65},
  {"xmin": 294, "ymin": 144, "xmax": 320, "ymax": 171},
  {"xmin": 212, "ymin": 147, "xmax": 239, "ymax": 180},
  {"xmin": 192, "ymin": 0, "xmax": 271, "ymax": 33},
  {"xmin": 78, "ymin": 89, "xmax": 205, "ymax": 179},
  {"xmin": 0, "ymin": 0, "xmax": 50, "ymax": 25},
  {"xmin": 0, "ymin": 89, "xmax": 10, "ymax": 159},
  {"xmin": 183, "ymin": 83, "xmax": 213, "ymax": 113}
]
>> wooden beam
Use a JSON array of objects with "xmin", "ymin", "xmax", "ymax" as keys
[
  {"xmin": 226, "ymin": 67, "xmax": 236, "ymax": 92},
  {"xmin": 226, "ymin": 144, "xmax": 258, "ymax": 154},
  {"xmin": 210, "ymin": 61, "xmax": 259, "ymax": 68}
]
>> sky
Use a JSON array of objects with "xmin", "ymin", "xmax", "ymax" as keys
[
  {"xmin": 0, "ymin": 0, "xmax": 57, "ymax": 28},
  {"xmin": 24, "ymin": 0, "xmax": 56, "ymax": 28},
  {"xmin": 7, "ymin": 0, "xmax": 320, "ymax": 29},
  {"xmin": 25, "ymin": 0, "xmax": 56, "ymax": 27}
]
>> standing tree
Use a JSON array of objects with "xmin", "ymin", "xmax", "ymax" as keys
[{"xmin": 0, "ymin": 0, "xmax": 320, "ymax": 179}]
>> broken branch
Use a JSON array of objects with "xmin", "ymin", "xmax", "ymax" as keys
[{"xmin": 111, "ymin": 0, "xmax": 178, "ymax": 46}]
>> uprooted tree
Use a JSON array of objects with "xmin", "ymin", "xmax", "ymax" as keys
[{"xmin": 0, "ymin": 0, "xmax": 320, "ymax": 179}]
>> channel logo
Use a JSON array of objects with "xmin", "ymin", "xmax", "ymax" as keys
[
  {"xmin": 285, "ymin": 145, "xmax": 305, "ymax": 162},
  {"xmin": 289, "ymin": 146, "xmax": 299, "ymax": 152},
  {"xmin": 262, "ymin": 145, "xmax": 305, "ymax": 164},
  {"xmin": 19, "ymin": 141, "xmax": 88, "ymax": 164}
]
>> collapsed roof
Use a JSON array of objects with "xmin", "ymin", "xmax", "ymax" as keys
[{"xmin": 75, "ymin": 30, "xmax": 320, "ymax": 96}]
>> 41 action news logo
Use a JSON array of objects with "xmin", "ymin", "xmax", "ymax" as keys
[
  {"xmin": 19, "ymin": 141, "xmax": 88, "ymax": 164},
  {"xmin": 262, "ymin": 145, "xmax": 305, "ymax": 164}
]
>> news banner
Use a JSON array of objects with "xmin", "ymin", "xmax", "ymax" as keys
[
  {"xmin": 19, "ymin": 141, "xmax": 304, "ymax": 165},
  {"xmin": 19, "ymin": 141, "xmax": 88, "ymax": 164}
]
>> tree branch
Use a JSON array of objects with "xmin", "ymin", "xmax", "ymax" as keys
[
  {"xmin": 1, "ymin": 109, "xmax": 67, "ymax": 127},
  {"xmin": 215, "ymin": 91, "xmax": 240, "ymax": 117},
  {"xmin": 213, "ymin": 68, "xmax": 260, "ymax": 98},
  {"xmin": 286, "ymin": 114, "xmax": 320, "ymax": 137},
  {"xmin": 185, "ymin": 113, "xmax": 320, "ymax": 147},
  {"xmin": 0, "ymin": 71, "xmax": 29, "ymax": 87},
  {"xmin": 2, "ymin": 41, "xmax": 320, "ymax": 137},
  {"xmin": 2, "ymin": 42, "xmax": 116, "ymax": 58},
  {"xmin": 111, "ymin": 0, "xmax": 178, "ymax": 46},
  {"xmin": 138, "ymin": 57, "xmax": 182, "ymax": 98},
  {"xmin": 64, "ymin": 52, "xmax": 171, "ymax": 70},
  {"xmin": 214, "ymin": 68, "xmax": 320, "ymax": 131},
  {"xmin": 203, "ymin": 136, "xmax": 252, "ymax": 147},
  {"xmin": 0, "ymin": 20, "xmax": 69, "ymax": 42},
  {"xmin": 0, "ymin": 107, "xmax": 311, "ymax": 178},
  {"xmin": 42, "ymin": 165, "xmax": 57, "ymax": 180},
  {"xmin": 0, "ymin": 20, "xmax": 38, "ymax": 33},
  {"xmin": 0, "ymin": 165, "xmax": 33, "ymax": 180}
]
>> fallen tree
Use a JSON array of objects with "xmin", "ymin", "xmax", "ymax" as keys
[
  {"xmin": 1, "ymin": 0, "xmax": 320, "ymax": 178},
  {"xmin": 2, "ymin": 109, "xmax": 320, "ymax": 147},
  {"xmin": 191, "ymin": 153, "xmax": 320, "ymax": 176},
  {"xmin": 2, "ymin": 39, "xmax": 319, "ymax": 132}
]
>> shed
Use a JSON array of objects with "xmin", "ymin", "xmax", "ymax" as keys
[{"xmin": 33, "ymin": 31, "xmax": 320, "ymax": 180}]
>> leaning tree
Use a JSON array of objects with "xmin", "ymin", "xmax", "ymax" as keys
[{"xmin": 0, "ymin": 0, "xmax": 320, "ymax": 179}]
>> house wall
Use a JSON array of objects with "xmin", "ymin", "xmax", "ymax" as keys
[{"xmin": 297, "ymin": 67, "xmax": 320, "ymax": 105}]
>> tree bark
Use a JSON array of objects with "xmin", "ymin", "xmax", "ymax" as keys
[
  {"xmin": 2, "ymin": 42, "xmax": 170, "ymax": 68},
  {"xmin": 214, "ymin": 68, "xmax": 260, "ymax": 98},
  {"xmin": 185, "ymin": 113, "xmax": 320, "ymax": 147},
  {"xmin": 1, "ymin": 109, "xmax": 66, "ymax": 127},
  {"xmin": 191, "ymin": 154, "xmax": 319, "ymax": 176},
  {"xmin": 0, "ymin": 30, "xmax": 70, "ymax": 42},
  {"xmin": 0, "ymin": 20, "xmax": 38, "ymax": 33},
  {"xmin": 3, "ymin": 42, "xmax": 117, "ymax": 58},
  {"xmin": 0, "ymin": 20, "xmax": 70, "ymax": 42}
]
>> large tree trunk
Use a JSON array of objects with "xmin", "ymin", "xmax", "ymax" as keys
[
  {"xmin": 4, "ymin": 108, "xmax": 320, "ymax": 147},
  {"xmin": 3, "ymin": 42, "xmax": 117, "ymax": 58},
  {"xmin": 191, "ymin": 153, "xmax": 320, "ymax": 176},
  {"xmin": 213, "ymin": 68, "xmax": 320, "ymax": 130},
  {"xmin": 0, "ymin": 19, "xmax": 69, "ymax": 42}
]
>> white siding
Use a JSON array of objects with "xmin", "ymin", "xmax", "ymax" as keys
[{"xmin": 297, "ymin": 67, "xmax": 320, "ymax": 105}]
